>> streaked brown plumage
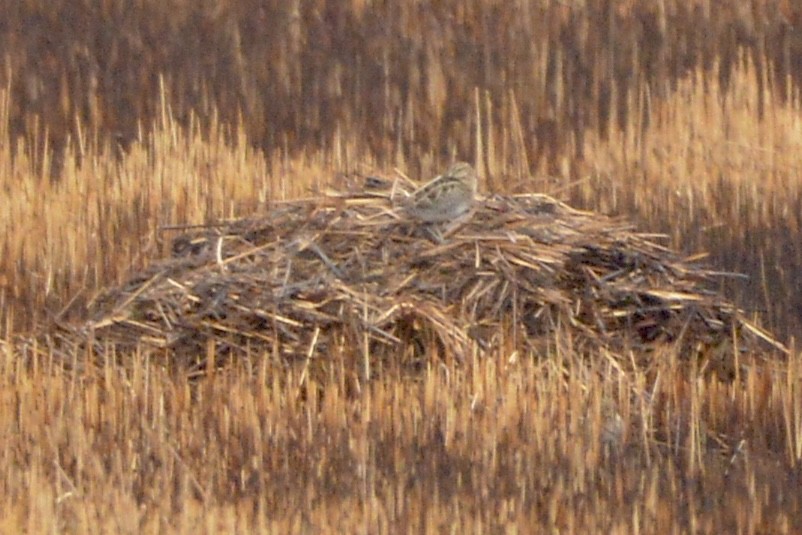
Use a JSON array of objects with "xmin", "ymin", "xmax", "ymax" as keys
[{"xmin": 403, "ymin": 162, "xmax": 477, "ymax": 222}]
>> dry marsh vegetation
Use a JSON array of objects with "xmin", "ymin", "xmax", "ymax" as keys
[
  {"xmin": 2, "ymin": 0, "xmax": 802, "ymax": 532},
  {"xmin": 4, "ymin": 343, "xmax": 802, "ymax": 532},
  {"xmin": 578, "ymin": 55, "xmax": 802, "ymax": 340}
]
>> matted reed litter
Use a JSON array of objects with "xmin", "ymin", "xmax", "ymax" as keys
[{"xmin": 41, "ymin": 184, "xmax": 786, "ymax": 376}]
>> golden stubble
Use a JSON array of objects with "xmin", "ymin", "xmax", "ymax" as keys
[{"xmin": 1, "ymin": 2, "xmax": 802, "ymax": 531}]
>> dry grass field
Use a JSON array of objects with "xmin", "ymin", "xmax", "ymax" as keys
[{"xmin": 2, "ymin": 1, "xmax": 802, "ymax": 532}]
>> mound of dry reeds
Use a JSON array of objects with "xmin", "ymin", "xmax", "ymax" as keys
[{"xmin": 37, "ymin": 180, "xmax": 779, "ymax": 378}]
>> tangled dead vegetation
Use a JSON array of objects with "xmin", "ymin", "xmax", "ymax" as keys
[{"xmin": 40, "ymin": 182, "xmax": 786, "ymax": 377}]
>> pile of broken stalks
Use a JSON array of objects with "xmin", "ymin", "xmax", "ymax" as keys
[{"xmin": 36, "ymin": 181, "xmax": 787, "ymax": 378}]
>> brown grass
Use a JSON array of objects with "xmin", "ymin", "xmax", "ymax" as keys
[
  {"xmin": 2, "ymin": 0, "xmax": 802, "ymax": 532},
  {"xmin": 3, "ymin": 342, "xmax": 801, "ymax": 532},
  {"xmin": 578, "ymin": 55, "xmax": 802, "ymax": 338}
]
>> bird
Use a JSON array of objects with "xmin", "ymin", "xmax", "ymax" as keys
[{"xmin": 403, "ymin": 162, "xmax": 478, "ymax": 223}]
